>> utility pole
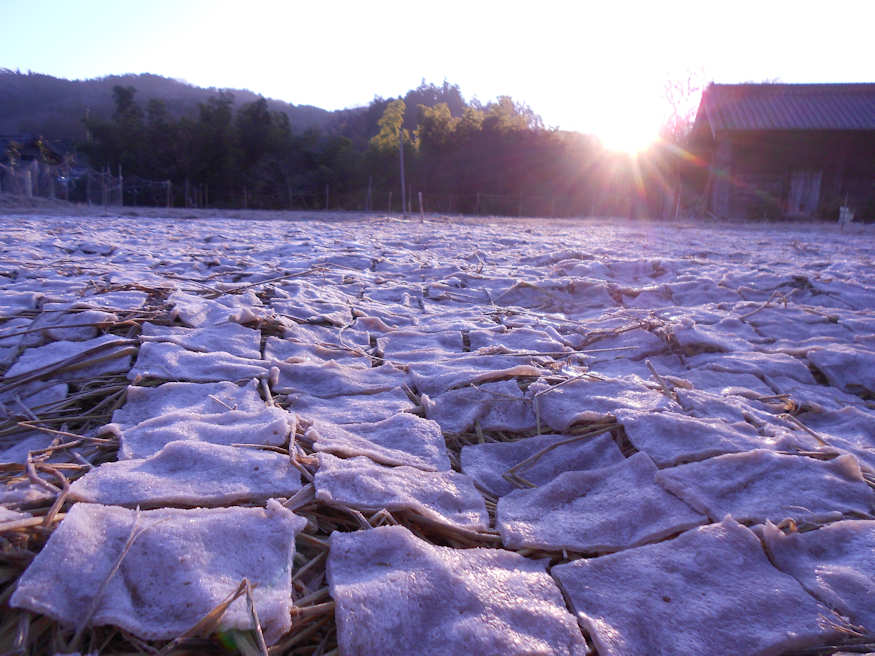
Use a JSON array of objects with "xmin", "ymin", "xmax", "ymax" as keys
[{"xmin": 399, "ymin": 128, "xmax": 406, "ymax": 218}]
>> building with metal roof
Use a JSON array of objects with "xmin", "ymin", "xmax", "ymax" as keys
[{"xmin": 689, "ymin": 83, "xmax": 875, "ymax": 220}]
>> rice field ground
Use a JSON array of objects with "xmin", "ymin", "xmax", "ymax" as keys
[{"xmin": 0, "ymin": 207, "xmax": 873, "ymax": 655}]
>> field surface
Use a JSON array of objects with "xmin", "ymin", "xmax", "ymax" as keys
[{"xmin": 0, "ymin": 210, "xmax": 873, "ymax": 655}]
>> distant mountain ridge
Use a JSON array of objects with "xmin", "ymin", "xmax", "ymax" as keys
[{"xmin": 0, "ymin": 69, "xmax": 337, "ymax": 140}]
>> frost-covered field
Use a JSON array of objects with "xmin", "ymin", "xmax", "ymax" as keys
[{"xmin": 0, "ymin": 211, "xmax": 873, "ymax": 655}]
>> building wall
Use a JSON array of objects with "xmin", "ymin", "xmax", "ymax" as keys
[{"xmin": 705, "ymin": 130, "xmax": 875, "ymax": 220}]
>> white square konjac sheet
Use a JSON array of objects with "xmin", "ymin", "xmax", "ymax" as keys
[
  {"xmin": 270, "ymin": 360, "xmax": 407, "ymax": 397},
  {"xmin": 314, "ymin": 453, "xmax": 488, "ymax": 530},
  {"xmin": 118, "ymin": 405, "xmax": 293, "ymax": 459},
  {"xmin": 375, "ymin": 328, "xmax": 464, "ymax": 362},
  {"xmin": 167, "ymin": 290, "xmax": 269, "ymax": 327},
  {"xmin": 618, "ymin": 410, "xmax": 776, "ymax": 466},
  {"xmin": 327, "ymin": 525, "xmax": 587, "ymax": 656},
  {"xmin": 407, "ymin": 354, "xmax": 544, "ymax": 396},
  {"xmin": 461, "ymin": 431, "xmax": 624, "ymax": 497},
  {"xmin": 529, "ymin": 377, "xmax": 677, "ymax": 432},
  {"xmin": 762, "ymin": 520, "xmax": 875, "ymax": 633},
  {"xmin": 306, "ymin": 413, "xmax": 450, "ymax": 471},
  {"xmin": 685, "ymin": 350, "xmax": 817, "ymax": 385},
  {"xmin": 497, "ymin": 452, "xmax": 706, "ymax": 553},
  {"xmin": 5, "ymin": 334, "xmax": 135, "ymax": 380},
  {"xmin": 111, "ymin": 379, "xmax": 265, "ymax": 427},
  {"xmin": 139, "ymin": 322, "xmax": 262, "ymax": 359},
  {"xmin": 286, "ymin": 387, "xmax": 413, "ymax": 424},
  {"xmin": 0, "ymin": 380, "xmax": 68, "ymax": 415},
  {"xmin": 10, "ymin": 501, "xmax": 306, "ymax": 644},
  {"xmin": 468, "ymin": 326, "xmax": 568, "ymax": 353},
  {"xmin": 263, "ymin": 335, "xmax": 369, "ymax": 368},
  {"xmin": 0, "ymin": 430, "xmax": 57, "ymax": 465},
  {"xmin": 0, "ymin": 290, "xmax": 43, "ymax": 316},
  {"xmin": 807, "ymin": 344, "xmax": 875, "ymax": 396},
  {"xmin": 127, "ymin": 341, "xmax": 269, "ymax": 383},
  {"xmin": 422, "ymin": 378, "xmax": 536, "ymax": 434},
  {"xmin": 655, "ymin": 450, "xmax": 875, "ymax": 524},
  {"xmin": 21, "ymin": 305, "xmax": 118, "ymax": 346},
  {"xmin": 552, "ymin": 517, "xmax": 842, "ymax": 656},
  {"xmin": 70, "ymin": 440, "xmax": 302, "ymax": 507},
  {"xmin": 794, "ymin": 406, "xmax": 875, "ymax": 473}
]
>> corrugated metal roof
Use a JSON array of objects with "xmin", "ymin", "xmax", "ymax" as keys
[{"xmin": 693, "ymin": 83, "xmax": 875, "ymax": 135}]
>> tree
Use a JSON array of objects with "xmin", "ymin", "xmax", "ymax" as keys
[
  {"xmin": 456, "ymin": 106, "xmax": 485, "ymax": 138},
  {"xmin": 483, "ymin": 96, "xmax": 543, "ymax": 132},
  {"xmin": 236, "ymin": 97, "xmax": 274, "ymax": 172},
  {"xmin": 80, "ymin": 84, "xmax": 146, "ymax": 174},
  {"xmin": 661, "ymin": 71, "xmax": 705, "ymax": 145},
  {"xmin": 415, "ymin": 102, "xmax": 458, "ymax": 154},
  {"xmin": 143, "ymin": 98, "xmax": 177, "ymax": 179},
  {"xmin": 190, "ymin": 92, "xmax": 235, "ymax": 203},
  {"xmin": 402, "ymin": 80, "xmax": 466, "ymax": 130},
  {"xmin": 369, "ymin": 99, "xmax": 408, "ymax": 153}
]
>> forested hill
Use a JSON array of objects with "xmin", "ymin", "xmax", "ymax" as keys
[
  {"xmin": 0, "ymin": 69, "xmax": 334, "ymax": 138},
  {"xmin": 0, "ymin": 69, "xmax": 486, "ymax": 150},
  {"xmin": 1, "ymin": 69, "xmax": 682, "ymax": 219}
]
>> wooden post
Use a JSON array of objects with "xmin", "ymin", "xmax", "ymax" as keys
[
  {"xmin": 418, "ymin": 191, "xmax": 424, "ymax": 220},
  {"xmin": 399, "ymin": 130, "xmax": 406, "ymax": 218},
  {"xmin": 24, "ymin": 169, "xmax": 32, "ymax": 198},
  {"xmin": 86, "ymin": 170, "xmax": 92, "ymax": 205}
]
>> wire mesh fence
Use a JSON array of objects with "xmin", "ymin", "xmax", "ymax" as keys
[
  {"xmin": 0, "ymin": 160, "xmax": 67, "ymax": 199},
  {"xmin": 0, "ymin": 161, "xmax": 125, "ymax": 206},
  {"xmin": 123, "ymin": 176, "xmax": 171, "ymax": 208},
  {"xmin": 0, "ymin": 162, "xmax": 679, "ymax": 218}
]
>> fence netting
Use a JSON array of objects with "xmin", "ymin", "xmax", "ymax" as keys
[{"xmin": 0, "ymin": 161, "xmax": 675, "ymax": 217}]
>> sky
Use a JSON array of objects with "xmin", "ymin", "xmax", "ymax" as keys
[{"xmin": 2, "ymin": 0, "xmax": 873, "ymax": 152}]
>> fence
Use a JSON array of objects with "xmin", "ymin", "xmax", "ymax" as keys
[
  {"xmin": 0, "ymin": 160, "xmax": 67, "ymax": 200},
  {"xmin": 0, "ymin": 161, "xmax": 125, "ymax": 206},
  {"xmin": 123, "ymin": 176, "xmax": 171, "ymax": 208},
  {"xmin": 0, "ymin": 163, "xmax": 683, "ymax": 218}
]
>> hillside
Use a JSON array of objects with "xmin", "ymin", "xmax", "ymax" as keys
[{"xmin": 0, "ymin": 69, "xmax": 336, "ymax": 139}]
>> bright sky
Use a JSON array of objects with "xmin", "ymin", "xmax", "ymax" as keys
[{"xmin": 2, "ymin": 0, "xmax": 873, "ymax": 152}]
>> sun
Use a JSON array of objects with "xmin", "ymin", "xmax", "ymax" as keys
[
  {"xmin": 595, "ymin": 115, "xmax": 661, "ymax": 155},
  {"xmin": 582, "ymin": 87, "xmax": 665, "ymax": 155}
]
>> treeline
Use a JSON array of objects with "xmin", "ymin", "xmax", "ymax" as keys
[
  {"xmin": 0, "ymin": 69, "xmax": 332, "ymax": 139},
  {"xmin": 81, "ymin": 79, "xmax": 682, "ymax": 216}
]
